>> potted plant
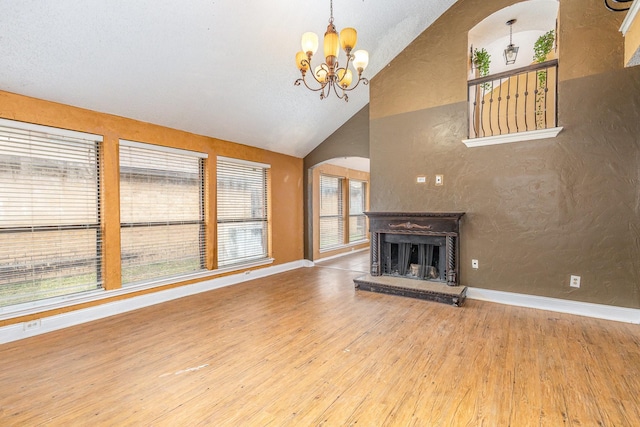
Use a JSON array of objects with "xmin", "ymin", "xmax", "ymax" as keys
[
  {"xmin": 533, "ymin": 30, "xmax": 555, "ymax": 64},
  {"xmin": 533, "ymin": 30, "xmax": 555, "ymax": 128},
  {"xmin": 472, "ymin": 48, "xmax": 492, "ymax": 91}
]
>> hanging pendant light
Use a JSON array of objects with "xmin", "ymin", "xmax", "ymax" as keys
[
  {"xmin": 503, "ymin": 19, "xmax": 519, "ymax": 65},
  {"xmin": 294, "ymin": 0, "xmax": 369, "ymax": 101}
]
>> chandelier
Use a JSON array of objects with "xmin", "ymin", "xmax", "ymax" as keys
[{"xmin": 294, "ymin": 0, "xmax": 369, "ymax": 101}]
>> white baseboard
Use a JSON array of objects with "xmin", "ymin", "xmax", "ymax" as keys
[
  {"xmin": 0, "ymin": 259, "xmax": 310, "ymax": 345},
  {"xmin": 315, "ymin": 246, "xmax": 369, "ymax": 263},
  {"xmin": 467, "ymin": 287, "xmax": 640, "ymax": 324}
]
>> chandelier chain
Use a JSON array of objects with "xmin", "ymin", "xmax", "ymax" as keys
[{"xmin": 329, "ymin": 0, "xmax": 334, "ymax": 23}]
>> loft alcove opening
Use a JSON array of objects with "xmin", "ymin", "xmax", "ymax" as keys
[{"xmin": 466, "ymin": 0, "xmax": 562, "ymax": 146}]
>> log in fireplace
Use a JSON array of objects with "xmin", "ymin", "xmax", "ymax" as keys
[{"xmin": 354, "ymin": 212, "xmax": 467, "ymax": 306}]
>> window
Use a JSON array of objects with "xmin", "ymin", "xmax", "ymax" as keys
[
  {"xmin": 119, "ymin": 141, "xmax": 207, "ymax": 285},
  {"xmin": 319, "ymin": 174, "xmax": 344, "ymax": 250},
  {"xmin": 349, "ymin": 180, "xmax": 367, "ymax": 242},
  {"xmin": 0, "ymin": 119, "xmax": 102, "ymax": 307},
  {"xmin": 217, "ymin": 157, "xmax": 269, "ymax": 268}
]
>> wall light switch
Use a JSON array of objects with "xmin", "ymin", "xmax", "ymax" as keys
[
  {"xmin": 435, "ymin": 175, "xmax": 444, "ymax": 186},
  {"xmin": 416, "ymin": 176, "xmax": 426, "ymax": 183},
  {"xmin": 472, "ymin": 259, "xmax": 479, "ymax": 269}
]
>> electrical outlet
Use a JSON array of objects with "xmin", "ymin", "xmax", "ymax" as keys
[
  {"xmin": 472, "ymin": 259, "xmax": 479, "ymax": 269},
  {"xmin": 435, "ymin": 175, "xmax": 444, "ymax": 186},
  {"xmin": 23, "ymin": 319, "xmax": 41, "ymax": 332},
  {"xmin": 570, "ymin": 275, "xmax": 581, "ymax": 288},
  {"xmin": 416, "ymin": 176, "xmax": 426, "ymax": 183}
]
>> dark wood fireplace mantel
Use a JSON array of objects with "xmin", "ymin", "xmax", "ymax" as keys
[{"xmin": 366, "ymin": 211, "xmax": 465, "ymax": 235}]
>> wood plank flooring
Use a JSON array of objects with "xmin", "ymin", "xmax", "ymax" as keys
[{"xmin": 1, "ymin": 251, "xmax": 639, "ymax": 426}]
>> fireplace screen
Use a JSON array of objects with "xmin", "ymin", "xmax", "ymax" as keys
[{"xmin": 382, "ymin": 234, "xmax": 445, "ymax": 282}]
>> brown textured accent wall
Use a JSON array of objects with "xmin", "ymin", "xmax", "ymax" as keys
[
  {"xmin": 0, "ymin": 90, "xmax": 304, "ymax": 325},
  {"xmin": 303, "ymin": 104, "xmax": 370, "ymax": 170},
  {"xmin": 370, "ymin": 0, "xmax": 640, "ymax": 308}
]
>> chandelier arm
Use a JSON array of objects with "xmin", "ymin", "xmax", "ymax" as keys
[
  {"xmin": 343, "ymin": 54, "xmax": 353, "ymax": 73},
  {"xmin": 341, "ymin": 76, "xmax": 370, "ymax": 92},
  {"xmin": 298, "ymin": 58, "xmax": 330, "ymax": 89},
  {"xmin": 331, "ymin": 82, "xmax": 348, "ymax": 101},
  {"xmin": 296, "ymin": 76, "xmax": 328, "ymax": 92}
]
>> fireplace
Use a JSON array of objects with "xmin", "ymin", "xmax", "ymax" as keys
[
  {"xmin": 368, "ymin": 212, "xmax": 464, "ymax": 285},
  {"xmin": 354, "ymin": 212, "xmax": 466, "ymax": 306}
]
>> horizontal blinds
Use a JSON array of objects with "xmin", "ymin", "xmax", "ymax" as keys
[
  {"xmin": 319, "ymin": 174, "xmax": 344, "ymax": 249},
  {"xmin": 119, "ymin": 142, "xmax": 206, "ymax": 285},
  {"xmin": 349, "ymin": 180, "xmax": 366, "ymax": 242},
  {"xmin": 217, "ymin": 158, "xmax": 268, "ymax": 267},
  {"xmin": 0, "ymin": 122, "xmax": 102, "ymax": 307}
]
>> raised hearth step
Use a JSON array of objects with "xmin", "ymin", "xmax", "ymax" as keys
[{"xmin": 353, "ymin": 274, "xmax": 467, "ymax": 307}]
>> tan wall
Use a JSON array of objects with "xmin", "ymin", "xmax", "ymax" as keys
[
  {"xmin": 624, "ymin": 10, "xmax": 640, "ymax": 67},
  {"xmin": 311, "ymin": 163, "xmax": 370, "ymax": 260},
  {"xmin": 369, "ymin": 0, "xmax": 640, "ymax": 308},
  {"xmin": 0, "ymin": 90, "xmax": 304, "ymax": 326}
]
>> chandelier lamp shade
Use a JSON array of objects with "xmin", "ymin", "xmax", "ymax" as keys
[
  {"xmin": 503, "ymin": 19, "xmax": 519, "ymax": 65},
  {"xmin": 294, "ymin": 0, "xmax": 369, "ymax": 101}
]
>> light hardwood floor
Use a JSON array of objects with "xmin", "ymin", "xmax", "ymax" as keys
[{"xmin": 1, "ymin": 251, "xmax": 639, "ymax": 426}]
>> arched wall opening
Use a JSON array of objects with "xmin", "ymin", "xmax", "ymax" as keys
[{"xmin": 307, "ymin": 157, "xmax": 370, "ymax": 261}]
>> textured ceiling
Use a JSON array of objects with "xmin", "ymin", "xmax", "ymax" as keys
[{"xmin": 0, "ymin": 0, "xmax": 456, "ymax": 158}]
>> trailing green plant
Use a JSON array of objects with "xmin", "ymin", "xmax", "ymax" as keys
[
  {"xmin": 472, "ymin": 48, "xmax": 492, "ymax": 91},
  {"xmin": 533, "ymin": 30, "xmax": 555, "ymax": 63},
  {"xmin": 533, "ymin": 30, "xmax": 555, "ymax": 129},
  {"xmin": 472, "ymin": 48, "xmax": 491, "ymax": 76}
]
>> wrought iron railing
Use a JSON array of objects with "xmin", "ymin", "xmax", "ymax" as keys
[{"xmin": 467, "ymin": 59, "xmax": 558, "ymax": 139}]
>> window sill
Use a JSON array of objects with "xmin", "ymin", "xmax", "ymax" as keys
[{"xmin": 462, "ymin": 127, "xmax": 563, "ymax": 148}]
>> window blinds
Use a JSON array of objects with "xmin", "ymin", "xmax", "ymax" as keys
[
  {"xmin": 119, "ymin": 141, "xmax": 207, "ymax": 285},
  {"xmin": 0, "ymin": 120, "xmax": 102, "ymax": 307},
  {"xmin": 319, "ymin": 174, "xmax": 344, "ymax": 249},
  {"xmin": 349, "ymin": 180, "xmax": 367, "ymax": 242},
  {"xmin": 217, "ymin": 157, "xmax": 269, "ymax": 267}
]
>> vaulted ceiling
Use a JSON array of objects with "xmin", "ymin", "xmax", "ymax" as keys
[{"xmin": 0, "ymin": 0, "xmax": 457, "ymax": 157}]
